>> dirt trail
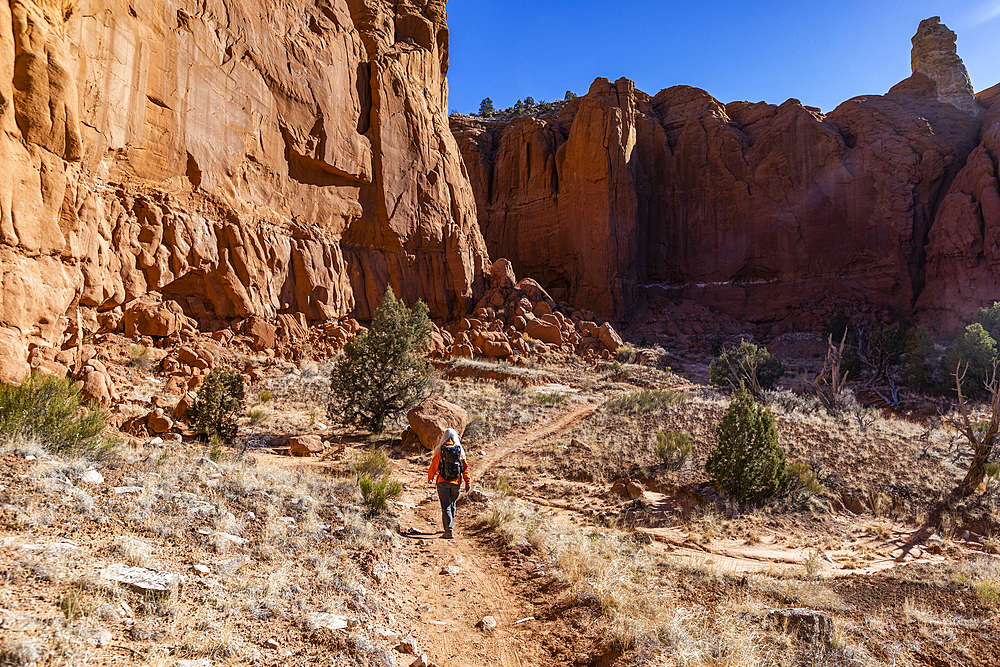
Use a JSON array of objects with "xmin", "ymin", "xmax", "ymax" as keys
[{"xmin": 389, "ymin": 400, "xmax": 599, "ymax": 667}]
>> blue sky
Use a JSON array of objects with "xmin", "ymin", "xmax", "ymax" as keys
[{"xmin": 447, "ymin": 1, "xmax": 1000, "ymax": 115}]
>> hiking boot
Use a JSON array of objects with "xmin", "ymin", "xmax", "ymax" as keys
[{"xmin": 442, "ymin": 531, "xmax": 454, "ymax": 539}]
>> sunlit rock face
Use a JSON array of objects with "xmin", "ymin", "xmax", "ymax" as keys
[
  {"xmin": 0, "ymin": 0, "xmax": 488, "ymax": 364},
  {"xmin": 454, "ymin": 18, "xmax": 994, "ymax": 332},
  {"xmin": 911, "ymin": 16, "xmax": 979, "ymax": 116}
]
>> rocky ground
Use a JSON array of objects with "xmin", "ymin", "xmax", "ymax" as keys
[{"xmin": 2, "ymin": 326, "xmax": 1000, "ymax": 667}]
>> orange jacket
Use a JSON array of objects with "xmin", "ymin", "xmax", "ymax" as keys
[{"xmin": 428, "ymin": 442, "xmax": 471, "ymax": 485}]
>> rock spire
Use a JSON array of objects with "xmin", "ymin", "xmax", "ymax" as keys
[{"xmin": 911, "ymin": 16, "xmax": 979, "ymax": 115}]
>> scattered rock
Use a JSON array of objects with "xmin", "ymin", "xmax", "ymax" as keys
[
  {"xmin": 479, "ymin": 616, "xmax": 497, "ymax": 632},
  {"xmin": 409, "ymin": 655, "xmax": 431, "ymax": 667},
  {"xmin": 441, "ymin": 565, "xmax": 463, "ymax": 576},
  {"xmin": 263, "ymin": 639, "xmax": 280, "ymax": 650},
  {"xmin": 396, "ymin": 637, "xmax": 419, "ymax": 654},
  {"xmin": 192, "ymin": 564, "xmax": 211, "ymax": 575},
  {"xmin": 101, "ymin": 563, "xmax": 182, "ymax": 597},
  {"xmin": 371, "ymin": 561, "xmax": 390, "ymax": 584}
]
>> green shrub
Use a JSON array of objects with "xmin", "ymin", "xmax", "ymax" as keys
[
  {"xmin": 0, "ymin": 373, "xmax": 106, "ymax": 454},
  {"xmin": 351, "ymin": 448, "xmax": 392, "ymax": 479},
  {"xmin": 128, "ymin": 344, "xmax": 152, "ymax": 370},
  {"xmin": 784, "ymin": 460, "xmax": 825, "ymax": 497},
  {"xmin": 605, "ymin": 389, "xmax": 687, "ymax": 414},
  {"xmin": 191, "ymin": 368, "xmax": 246, "ymax": 442},
  {"xmin": 654, "ymin": 430, "xmax": 691, "ymax": 470},
  {"xmin": 359, "ymin": 474, "xmax": 403, "ymax": 514},
  {"xmin": 247, "ymin": 408, "xmax": 267, "ymax": 426},
  {"xmin": 499, "ymin": 378, "xmax": 524, "ymax": 395},
  {"xmin": 901, "ymin": 324, "xmax": 935, "ymax": 391},
  {"xmin": 706, "ymin": 383, "xmax": 787, "ymax": 501},
  {"xmin": 973, "ymin": 302, "xmax": 1000, "ymax": 344},
  {"xmin": 942, "ymin": 323, "xmax": 997, "ymax": 398},
  {"xmin": 328, "ymin": 288, "xmax": 433, "ymax": 433},
  {"xmin": 258, "ymin": 390, "xmax": 273, "ymax": 404},
  {"xmin": 709, "ymin": 340, "xmax": 784, "ymax": 392},
  {"xmin": 616, "ymin": 345, "xmax": 639, "ymax": 364},
  {"xmin": 533, "ymin": 392, "xmax": 569, "ymax": 406}
]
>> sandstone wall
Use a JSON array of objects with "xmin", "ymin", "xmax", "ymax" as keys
[
  {"xmin": 0, "ymin": 0, "xmax": 488, "ymax": 365},
  {"xmin": 453, "ymin": 19, "xmax": 993, "ymax": 331}
]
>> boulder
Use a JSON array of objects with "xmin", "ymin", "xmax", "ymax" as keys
[
  {"xmin": 406, "ymin": 397, "xmax": 468, "ymax": 450},
  {"xmin": 79, "ymin": 369, "xmax": 117, "ymax": 406},
  {"xmin": 524, "ymin": 319, "xmax": 563, "ymax": 345},
  {"xmin": 597, "ymin": 322, "xmax": 624, "ymax": 353},
  {"xmin": 147, "ymin": 409, "xmax": 174, "ymax": 434},
  {"xmin": 173, "ymin": 392, "xmax": 197, "ymax": 421},
  {"xmin": 489, "ymin": 258, "xmax": 517, "ymax": 290},
  {"xmin": 289, "ymin": 435, "xmax": 325, "ymax": 456}
]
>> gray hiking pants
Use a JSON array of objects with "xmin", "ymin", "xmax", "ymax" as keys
[{"xmin": 436, "ymin": 482, "xmax": 461, "ymax": 535}]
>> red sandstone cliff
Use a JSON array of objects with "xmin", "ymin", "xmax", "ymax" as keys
[
  {"xmin": 0, "ymin": 0, "xmax": 488, "ymax": 377},
  {"xmin": 453, "ymin": 17, "xmax": 994, "ymax": 331}
]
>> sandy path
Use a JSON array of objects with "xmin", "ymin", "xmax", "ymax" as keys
[{"xmin": 390, "ymin": 400, "xmax": 599, "ymax": 666}]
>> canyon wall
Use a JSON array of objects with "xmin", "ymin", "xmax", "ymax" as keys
[
  {"xmin": 453, "ymin": 17, "xmax": 996, "ymax": 330},
  {"xmin": 0, "ymin": 0, "xmax": 488, "ymax": 370}
]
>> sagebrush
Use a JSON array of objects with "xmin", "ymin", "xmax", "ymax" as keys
[
  {"xmin": 359, "ymin": 474, "xmax": 403, "ymax": 514},
  {"xmin": 709, "ymin": 340, "xmax": 784, "ymax": 392},
  {"xmin": 0, "ymin": 373, "xmax": 106, "ymax": 454}
]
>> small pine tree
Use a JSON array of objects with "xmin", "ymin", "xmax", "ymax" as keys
[
  {"xmin": 565, "ymin": 90, "xmax": 577, "ymax": 100},
  {"xmin": 943, "ymin": 323, "xmax": 997, "ymax": 398},
  {"xmin": 524, "ymin": 96, "xmax": 535, "ymax": 107},
  {"xmin": 900, "ymin": 324, "xmax": 935, "ymax": 391},
  {"xmin": 478, "ymin": 97, "xmax": 494, "ymax": 116},
  {"xmin": 328, "ymin": 288, "xmax": 433, "ymax": 433},
  {"xmin": 191, "ymin": 369, "xmax": 245, "ymax": 442},
  {"xmin": 706, "ymin": 383, "xmax": 787, "ymax": 501}
]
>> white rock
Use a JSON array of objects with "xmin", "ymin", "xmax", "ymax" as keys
[
  {"xmin": 480, "ymin": 616, "xmax": 497, "ymax": 631},
  {"xmin": 211, "ymin": 531, "xmax": 247, "ymax": 546},
  {"xmin": 192, "ymin": 564, "xmax": 211, "ymax": 575},
  {"xmin": 79, "ymin": 470, "xmax": 104, "ymax": 485},
  {"xmin": 114, "ymin": 486, "xmax": 144, "ymax": 494},
  {"xmin": 101, "ymin": 563, "xmax": 182, "ymax": 596},
  {"xmin": 302, "ymin": 612, "xmax": 350, "ymax": 631},
  {"xmin": 149, "ymin": 437, "xmax": 164, "ymax": 445}
]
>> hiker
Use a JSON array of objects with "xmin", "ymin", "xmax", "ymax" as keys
[{"xmin": 427, "ymin": 427, "xmax": 471, "ymax": 539}]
